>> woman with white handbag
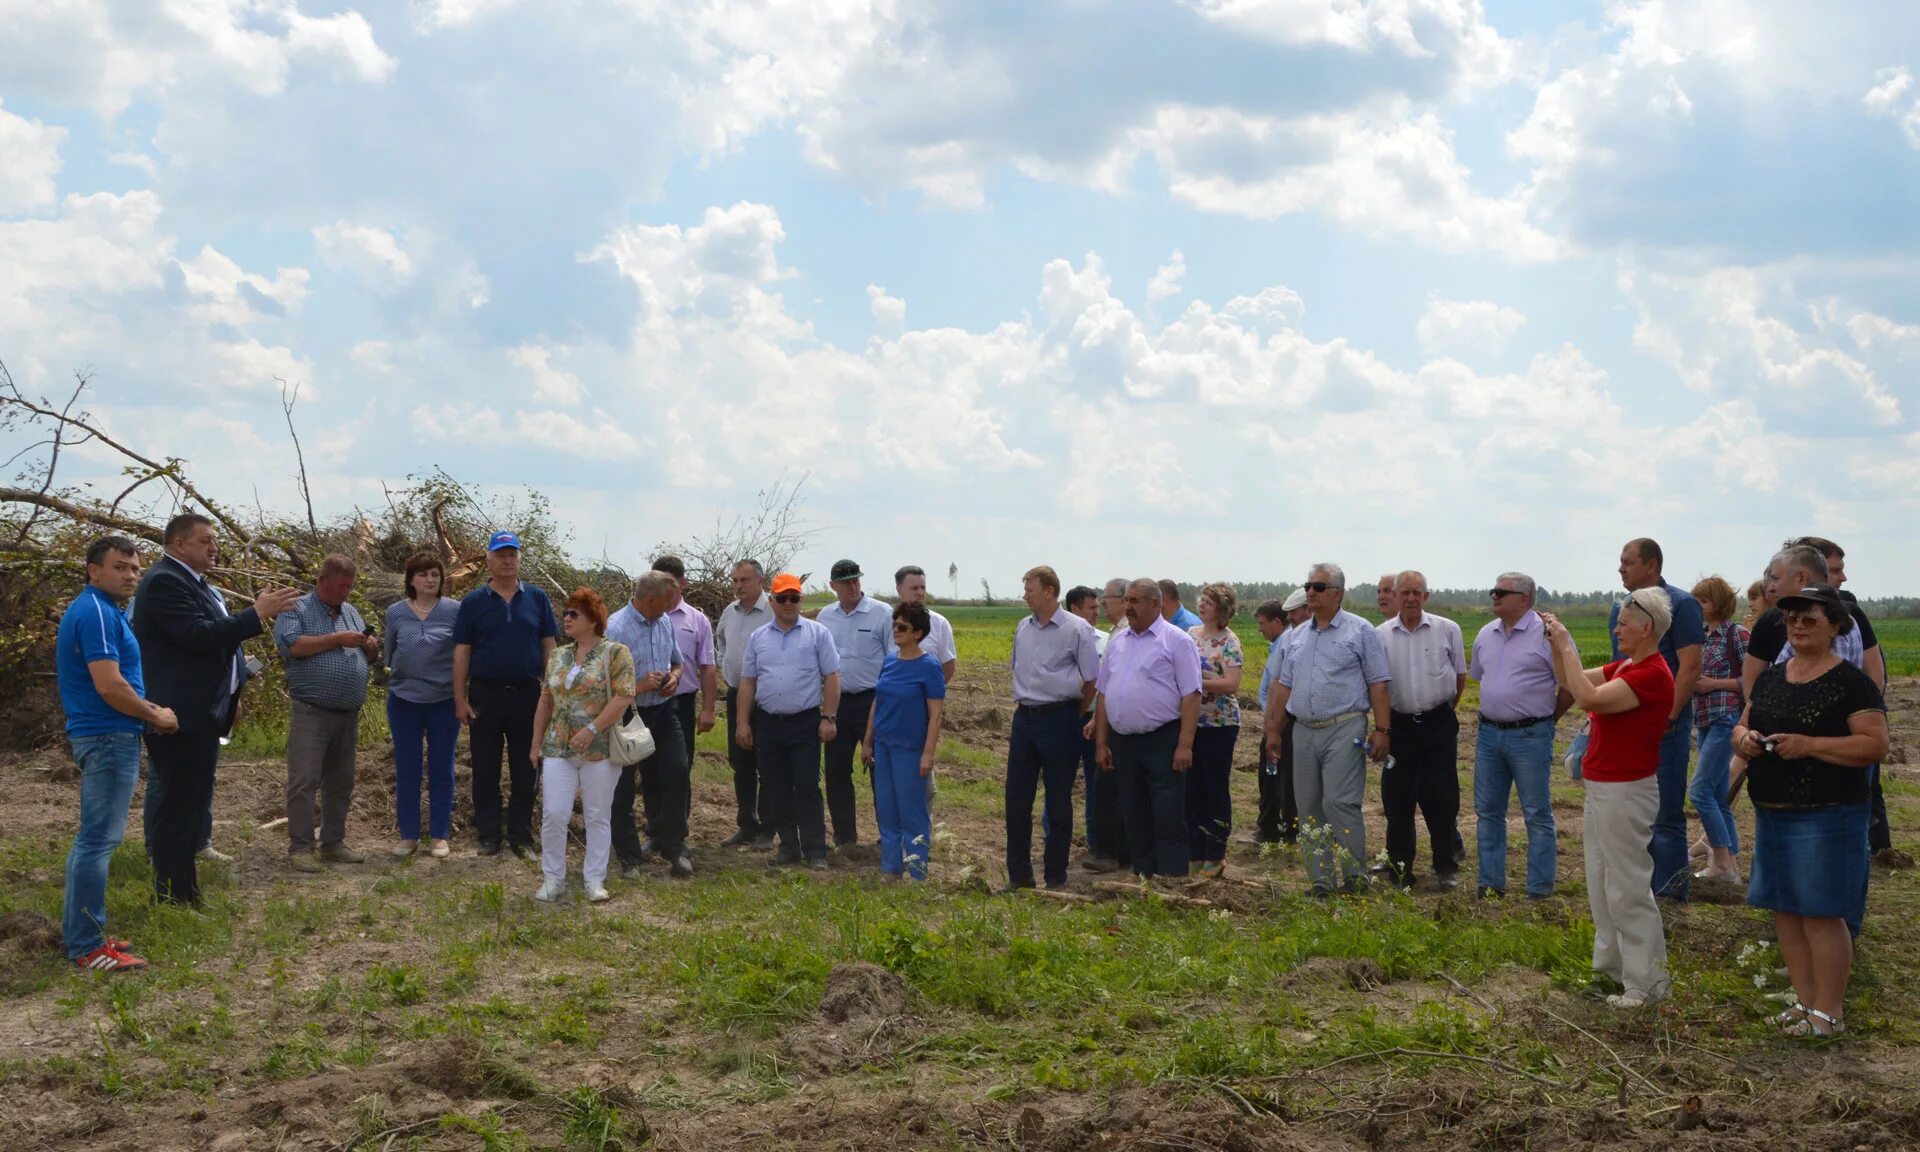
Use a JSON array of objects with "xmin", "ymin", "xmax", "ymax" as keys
[{"xmin": 530, "ymin": 587, "xmax": 636, "ymax": 903}]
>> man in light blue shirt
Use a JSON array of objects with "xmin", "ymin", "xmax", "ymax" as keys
[
  {"xmin": 737, "ymin": 574, "xmax": 843, "ymax": 867},
  {"xmin": 1262, "ymin": 564, "xmax": 1392, "ymax": 896},
  {"xmin": 816, "ymin": 559, "xmax": 892, "ymax": 848},
  {"xmin": 605, "ymin": 571, "xmax": 693, "ymax": 876}
]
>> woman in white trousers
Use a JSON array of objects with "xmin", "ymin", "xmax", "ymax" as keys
[{"xmin": 1542, "ymin": 589, "xmax": 1676, "ymax": 1009}]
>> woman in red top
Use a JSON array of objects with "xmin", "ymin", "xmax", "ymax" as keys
[{"xmin": 1541, "ymin": 588, "xmax": 1677, "ymax": 1009}]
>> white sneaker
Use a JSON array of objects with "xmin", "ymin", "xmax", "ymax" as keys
[
  {"xmin": 533, "ymin": 880, "xmax": 566, "ymax": 902},
  {"xmin": 585, "ymin": 884, "xmax": 611, "ymax": 903},
  {"xmin": 198, "ymin": 845, "xmax": 234, "ymax": 863}
]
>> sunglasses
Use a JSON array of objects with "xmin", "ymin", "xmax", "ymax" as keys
[
  {"xmin": 1489, "ymin": 588, "xmax": 1521, "ymax": 600},
  {"xmin": 562, "ymin": 609, "xmax": 581, "ymax": 620},
  {"xmin": 772, "ymin": 593, "xmax": 803, "ymax": 604},
  {"xmin": 1782, "ymin": 609, "xmax": 1827, "ymax": 627},
  {"xmin": 890, "ymin": 621, "xmax": 913, "ymax": 632},
  {"xmin": 1303, "ymin": 581, "xmax": 1332, "ymax": 593}
]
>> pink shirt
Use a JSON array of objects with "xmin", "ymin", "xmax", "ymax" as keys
[
  {"xmin": 1097, "ymin": 615, "xmax": 1203, "ymax": 734},
  {"xmin": 666, "ymin": 601, "xmax": 716, "ymax": 697}
]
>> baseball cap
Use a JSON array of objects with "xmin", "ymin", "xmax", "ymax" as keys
[
  {"xmin": 1776, "ymin": 584, "xmax": 1843, "ymax": 612},
  {"xmin": 487, "ymin": 530, "xmax": 522, "ymax": 552},
  {"xmin": 771, "ymin": 573, "xmax": 803, "ymax": 595},
  {"xmin": 829, "ymin": 559, "xmax": 862, "ymax": 581},
  {"xmin": 1282, "ymin": 588, "xmax": 1308, "ymax": 612}
]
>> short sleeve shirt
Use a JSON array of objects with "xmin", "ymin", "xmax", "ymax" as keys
[
  {"xmin": 667, "ymin": 601, "xmax": 716, "ymax": 697},
  {"xmin": 540, "ymin": 640, "xmax": 638, "ymax": 761},
  {"xmin": 453, "ymin": 582, "xmax": 558, "ymax": 681},
  {"xmin": 57, "ymin": 585, "xmax": 146, "ymax": 737},
  {"xmin": 1581, "ymin": 658, "xmax": 1676, "ymax": 783},
  {"xmin": 1377, "ymin": 612, "xmax": 1465, "ymax": 715},
  {"xmin": 1098, "ymin": 616, "xmax": 1203, "ymax": 734},
  {"xmin": 742, "ymin": 616, "xmax": 842, "ymax": 714},
  {"xmin": 274, "ymin": 592, "xmax": 371, "ymax": 711},
  {"xmin": 1011, "ymin": 610, "xmax": 1099, "ymax": 705},
  {"xmin": 818, "ymin": 596, "xmax": 892, "ymax": 693},
  {"xmin": 1746, "ymin": 660, "xmax": 1885, "ymax": 808},
  {"xmin": 1188, "ymin": 626, "xmax": 1244, "ymax": 728},
  {"xmin": 1276, "ymin": 610, "xmax": 1391, "ymax": 723},
  {"xmin": 873, "ymin": 652, "xmax": 946, "ymax": 749},
  {"xmin": 605, "ymin": 604, "xmax": 683, "ymax": 709},
  {"xmin": 716, "ymin": 594, "xmax": 775, "ymax": 688}
]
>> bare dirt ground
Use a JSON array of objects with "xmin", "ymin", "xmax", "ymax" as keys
[{"xmin": 2, "ymin": 665, "xmax": 1917, "ymax": 1151}]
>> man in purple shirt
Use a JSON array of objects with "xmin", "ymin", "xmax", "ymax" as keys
[
  {"xmin": 655, "ymin": 556, "xmax": 717, "ymax": 836},
  {"xmin": 1094, "ymin": 579, "xmax": 1202, "ymax": 879},
  {"xmin": 1005, "ymin": 565, "xmax": 1100, "ymax": 890},
  {"xmin": 1468, "ymin": 571, "xmax": 1573, "ymax": 899}
]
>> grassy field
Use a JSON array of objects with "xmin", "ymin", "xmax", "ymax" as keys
[
  {"xmin": 935, "ymin": 603, "xmax": 1920, "ymax": 678},
  {"xmin": 3, "ymin": 607, "xmax": 1918, "ymax": 1150}
]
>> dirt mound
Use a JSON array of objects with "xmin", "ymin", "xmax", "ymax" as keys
[
  {"xmin": 785, "ymin": 962, "xmax": 917, "ymax": 1071},
  {"xmin": 1282, "ymin": 955, "xmax": 1388, "ymax": 993},
  {"xmin": 0, "ymin": 910, "xmax": 61, "ymax": 957},
  {"xmin": 819, "ymin": 961, "xmax": 910, "ymax": 1023}
]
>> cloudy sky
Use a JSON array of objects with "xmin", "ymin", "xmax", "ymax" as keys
[{"xmin": 3, "ymin": 1, "xmax": 1918, "ymax": 596}]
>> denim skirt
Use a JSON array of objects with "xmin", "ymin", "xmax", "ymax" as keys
[{"xmin": 1747, "ymin": 802, "xmax": 1870, "ymax": 923}]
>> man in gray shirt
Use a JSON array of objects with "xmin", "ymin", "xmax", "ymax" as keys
[
  {"xmin": 275, "ymin": 555, "xmax": 379, "ymax": 872},
  {"xmin": 715, "ymin": 559, "xmax": 774, "ymax": 847}
]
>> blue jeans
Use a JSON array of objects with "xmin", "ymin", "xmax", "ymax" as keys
[
  {"xmin": 389, "ymin": 696, "xmax": 459, "ymax": 840},
  {"xmin": 63, "ymin": 733, "xmax": 143, "ymax": 959},
  {"xmin": 874, "ymin": 742, "xmax": 933, "ymax": 879},
  {"xmin": 1652, "ymin": 706, "xmax": 1693, "ymax": 900},
  {"xmin": 1473, "ymin": 720, "xmax": 1556, "ymax": 896},
  {"xmin": 144, "ymin": 748, "xmax": 213, "ymax": 855},
  {"xmin": 1689, "ymin": 717, "xmax": 1740, "ymax": 853}
]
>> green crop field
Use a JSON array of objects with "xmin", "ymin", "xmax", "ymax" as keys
[{"xmin": 930, "ymin": 604, "xmax": 1920, "ymax": 680}]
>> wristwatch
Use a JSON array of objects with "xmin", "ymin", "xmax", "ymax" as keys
[{"xmin": 586, "ymin": 721, "xmax": 599, "ymax": 735}]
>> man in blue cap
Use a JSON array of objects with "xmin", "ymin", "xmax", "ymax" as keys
[{"xmin": 452, "ymin": 531, "xmax": 557, "ymax": 858}]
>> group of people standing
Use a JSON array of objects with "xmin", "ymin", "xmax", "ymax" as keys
[{"xmin": 51, "ymin": 522, "xmax": 1894, "ymax": 1036}]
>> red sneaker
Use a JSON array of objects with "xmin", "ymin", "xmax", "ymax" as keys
[{"xmin": 73, "ymin": 943, "xmax": 148, "ymax": 973}]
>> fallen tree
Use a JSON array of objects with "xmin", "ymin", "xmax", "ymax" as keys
[{"xmin": 0, "ymin": 359, "xmax": 814, "ymax": 749}]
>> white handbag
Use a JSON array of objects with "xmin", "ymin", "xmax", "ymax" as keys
[{"xmin": 608, "ymin": 712, "xmax": 656, "ymax": 767}]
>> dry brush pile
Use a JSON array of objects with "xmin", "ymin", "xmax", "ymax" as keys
[{"xmin": 0, "ymin": 360, "xmax": 814, "ymax": 750}]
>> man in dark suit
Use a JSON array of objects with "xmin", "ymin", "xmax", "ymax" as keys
[{"xmin": 134, "ymin": 513, "xmax": 299, "ymax": 904}]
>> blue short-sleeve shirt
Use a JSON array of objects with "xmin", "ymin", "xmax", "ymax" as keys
[
  {"xmin": 873, "ymin": 652, "xmax": 947, "ymax": 749},
  {"xmin": 741, "ymin": 616, "xmax": 841, "ymax": 714},
  {"xmin": 453, "ymin": 581, "xmax": 558, "ymax": 681},
  {"xmin": 57, "ymin": 585, "xmax": 146, "ymax": 737}
]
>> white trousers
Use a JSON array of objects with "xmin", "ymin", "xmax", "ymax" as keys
[
  {"xmin": 1584, "ymin": 776, "xmax": 1670, "ymax": 999},
  {"xmin": 541, "ymin": 756, "xmax": 618, "ymax": 888}
]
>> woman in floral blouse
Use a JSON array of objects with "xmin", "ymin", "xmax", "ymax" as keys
[
  {"xmin": 530, "ymin": 587, "xmax": 636, "ymax": 904},
  {"xmin": 1187, "ymin": 583, "xmax": 1244, "ymax": 879}
]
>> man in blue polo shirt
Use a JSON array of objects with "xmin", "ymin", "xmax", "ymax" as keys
[
  {"xmin": 57, "ymin": 536, "xmax": 179, "ymax": 972},
  {"xmin": 453, "ymin": 531, "xmax": 558, "ymax": 858},
  {"xmin": 1609, "ymin": 537, "xmax": 1705, "ymax": 902}
]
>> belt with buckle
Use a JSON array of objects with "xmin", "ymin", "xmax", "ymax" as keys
[
  {"xmin": 1482, "ymin": 714, "xmax": 1552, "ymax": 730},
  {"xmin": 1303, "ymin": 710, "xmax": 1367, "ymax": 730},
  {"xmin": 1392, "ymin": 706, "xmax": 1455, "ymax": 725},
  {"xmin": 1016, "ymin": 698, "xmax": 1081, "ymax": 715}
]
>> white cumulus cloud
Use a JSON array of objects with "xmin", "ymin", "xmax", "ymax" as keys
[
  {"xmin": 0, "ymin": 100, "xmax": 68, "ymax": 213},
  {"xmin": 1417, "ymin": 297, "xmax": 1526, "ymax": 363},
  {"xmin": 312, "ymin": 221, "xmax": 415, "ymax": 288}
]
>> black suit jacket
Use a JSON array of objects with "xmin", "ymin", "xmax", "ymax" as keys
[{"xmin": 133, "ymin": 555, "xmax": 265, "ymax": 735}]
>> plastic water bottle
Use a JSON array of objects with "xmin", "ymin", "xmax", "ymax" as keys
[{"xmin": 1353, "ymin": 735, "xmax": 1395, "ymax": 772}]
